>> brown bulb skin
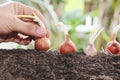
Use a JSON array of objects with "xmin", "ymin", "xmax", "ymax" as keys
[
  {"xmin": 35, "ymin": 37, "xmax": 50, "ymax": 51},
  {"xmin": 59, "ymin": 35, "xmax": 77, "ymax": 54},
  {"xmin": 106, "ymin": 41, "xmax": 120, "ymax": 54}
]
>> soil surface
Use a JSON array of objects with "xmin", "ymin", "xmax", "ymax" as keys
[{"xmin": 0, "ymin": 49, "xmax": 120, "ymax": 80}]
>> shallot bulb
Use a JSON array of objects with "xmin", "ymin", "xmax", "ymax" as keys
[
  {"xmin": 85, "ymin": 43, "xmax": 97, "ymax": 56},
  {"xmin": 105, "ymin": 24, "xmax": 120, "ymax": 55},
  {"xmin": 85, "ymin": 25, "xmax": 104, "ymax": 56},
  {"xmin": 106, "ymin": 40, "xmax": 120, "ymax": 54},
  {"xmin": 59, "ymin": 35, "xmax": 77, "ymax": 54},
  {"xmin": 16, "ymin": 13, "xmax": 51, "ymax": 51},
  {"xmin": 57, "ymin": 22, "xmax": 77, "ymax": 54}
]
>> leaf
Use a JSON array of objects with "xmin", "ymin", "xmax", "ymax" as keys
[{"xmin": 102, "ymin": 31, "xmax": 110, "ymax": 42}]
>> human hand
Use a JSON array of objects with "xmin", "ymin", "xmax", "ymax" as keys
[{"xmin": 0, "ymin": 1, "xmax": 49, "ymax": 45}]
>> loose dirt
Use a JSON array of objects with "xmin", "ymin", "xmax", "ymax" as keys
[{"xmin": 0, "ymin": 49, "xmax": 120, "ymax": 80}]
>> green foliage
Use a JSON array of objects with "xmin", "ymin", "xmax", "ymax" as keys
[
  {"xmin": 69, "ymin": 31, "xmax": 89, "ymax": 52},
  {"xmin": 50, "ymin": 0, "xmax": 65, "ymax": 8},
  {"xmin": 64, "ymin": 0, "xmax": 84, "ymax": 12},
  {"xmin": 62, "ymin": 10, "xmax": 85, "ymax": 27},
  {"xmin": 116, "ymin": 31, "xmax": 120, "ymax": 42},
  {"xmin": 102, "ymin": 31, "xmax": 110, "ymax": 42},
  {"xmin": 87, "ymin": 10, "xmax": 98, "ymax": 18},
  {"xmin": 112, "ymin": 0, "xmax": 120, "ymax": 11}
]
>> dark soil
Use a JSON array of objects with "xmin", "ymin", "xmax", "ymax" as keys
[{"xmin": 0, "ymin": 49, "xmax": 120, "ymax": 80}]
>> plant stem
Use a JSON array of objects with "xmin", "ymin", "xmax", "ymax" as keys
[
  {"xmin": 33, "ymin": 13, "xmax": 46, "ymax": 29},
  {"xmin": 57, "ymin": 22, "xmax": 69, "ymax": 35},
  {"xmin": 89, "ymin": 24, "xmax": 104, "ymax": 44},
  {"xmin": 112, "ymin": 24, "xmax": 120, "ymax": 40},
  {"xmin": 65, "ymin": 35, "xmax": 70, "ymax": 41},
  {"xmin": 91, "ymin": 27, "xmax": 104, "ymax": 44},
  {"xmin": 16, "ymin": 15, "xmax": 35, "ymax": 19},
  {"xmin": 16, "ymin": 13, "xmax": 46, "ymax": 29},
  {"xmin": 111, "ymin": 33, "xmax": 116, "ymax": 41}
]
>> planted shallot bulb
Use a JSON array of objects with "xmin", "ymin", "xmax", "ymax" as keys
[
  {"xmin": 85, "ymin": 43, "xmax": 97, "ymax": 56},
  {"xmin": 85, "ymin": 25, "xmax": 104, "ymax": 56},
  {"xmin": 106, "ymin": 24, "xmax": 120, "ymax": 54},
  {"xmin": 16, "ymin": 13, "xmax": 51, "ymax": 51},
  {"xmin": 57, "ymin": 22, "xmax": 77, "ymax": 54}
]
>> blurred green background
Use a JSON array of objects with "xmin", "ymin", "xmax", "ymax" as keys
[{"xmin": 0, "ymin": 0, "xmax": 120, "ymax": 52}]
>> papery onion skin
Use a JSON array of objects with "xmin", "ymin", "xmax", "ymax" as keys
[
  {"xmin": 59, "ymin": 35, "xmax": 77, "ymax": 54},
  {"xmin": 85, "ymin": 43, "xmax": 97, "ymax": 56},
  {"xmin": 106, "ymin": 41, "xmax": 120, "ymax": 54},
  {"xmin": 35, "ymin": 37, "xmax": 50, "ymax": 51}
]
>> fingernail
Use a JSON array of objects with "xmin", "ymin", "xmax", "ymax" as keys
[
  {"xmin": 36, "ymin": 27, "xmax": 46, "ymax": 37},
  {"xmin": 46, "ymin": 30, "xmax": 50, "ymax": 38}
]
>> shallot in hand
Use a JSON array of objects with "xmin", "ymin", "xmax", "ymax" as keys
[{"xmin": 16, "ymin": 14, "xmax": 51, "ymax": 51}]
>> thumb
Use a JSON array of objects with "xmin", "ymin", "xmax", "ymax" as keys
[{"xmin": 13, "ymin": 18, "xmax": 47, "ymax": 37}]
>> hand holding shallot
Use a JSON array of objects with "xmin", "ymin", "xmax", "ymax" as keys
[
  {"xmin": 57, "ymin": 22, "xmax": 77, "ymax": 54},
  {"xmin": 16, "ymin": 13, "xmax": 51, "ymax": 51}
]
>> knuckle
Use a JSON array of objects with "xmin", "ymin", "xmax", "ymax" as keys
[{"xmin": 33, "ymin": 8, "xmax": 40, "ymax": 14}]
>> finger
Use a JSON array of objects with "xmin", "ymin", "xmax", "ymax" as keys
[
  {"xmin": 20, "ymin": 18, "xmax": 34, "ymax": 22},
  {"xmin": 0, "ymin": 38, "xmax": 5, "ymax": 43},
  {"xmin": 16, "ymin": 2, "xmax": 48, "ymax": 29},
  {"xmin": 0, "ymin": 32, "xmax": 17, "ymax": 39},
  {"xmin": 12, "ymin": 35, "xmax": 32, "ymax": 45},
  {"xmin": 3, "ymin": 35, "xmax": 20, "ymax": 43},
  {"xmin": 4, "ymin": 37, "xmax": 14, "ymax": 42},
  {"xmin": 33, "ymin": 10, "xmax": 48, "ymax": 29},
  {"xmin": 18, "ymin": 37, "xmax": 32, "ymax": 45},
  {"xmin": 13, "ymin": 17, "xmax": 47, "ymax": 37},
  {"xmin": 2, "ymin": 33, "xmax": 32, "ymax": 45},
  {"xmin": 46, "ymin": 29, "xmax": 50, "ymax": 38}
]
